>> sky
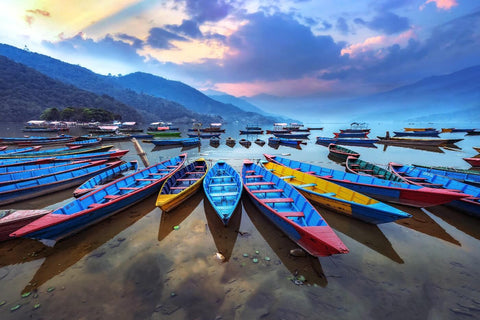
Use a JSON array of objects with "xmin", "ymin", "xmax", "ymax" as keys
[{"xmin": 1, "ymin": 0, "xmax": 479, "ymax": 100}]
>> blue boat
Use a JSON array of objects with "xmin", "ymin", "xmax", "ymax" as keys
[
  {"xmin": 0, "ymin": 146, "xmax": 42, "ymax": 155},
  {"xmin": 203, "ymin": 161, "xmax": 242, "ymax": 226},
  {"xmin": 152, "ymin": 138, "xmax": 199, "ymax": 146},
  {"xmin": 316, "ymin": 136, "xmax": 379, "ymax": 147},
  {"xmin": 187, "ymin": 133, "xmax": 221, "ymax": 139},
  {"xmin": 273, "ymin": 133, "xmax": 310, "ymax": 139},
  {"xmin": 66, "ymin": 138, "xmax": 102, "ymax": 147},
  {"xmin": 393, "ymin": 130, "xmax": 440, "ymax": 137},
  {"xmin": 412, "ymin": 164, "xmax": 480, "ymax": 187},
  {"xmin": 334, "ymin": 132, "xmax": 368, "ymax": 138},
  {"xmin": 0, "ymin": 160, "xmax": 123, "ymax": 206},
  {"xmin": 268, "ymin": 137, "xmax": 302, "ymax": 147},
  {"xmin": 0, "ymin": 149, "xmax": 129, "ymax": 164},
  {"xmin": 0, "ymin": 160, "xmax": 110, "ymax": 186},
  {"xmin": 264, "ymin": 154, "xmax": 468, "ymax": 208},
  {"xmin": 81, "ymin": 134, "xmax": 131, "ymax": 141},
  {"xmin": 73, "ymin": 161, "xmax": 139, "ymax": 197},
  {"xmin": 389, "ymin": 163, "xmax": 480, "ymax": 218},
  {"xmin": 0, "ymin": 145, "xmax": 113, "ymax": 159},
  {"xmin": 0, "ymin": 159, "xmax": 77, "ymax": 174},
  {"xmin": 11, "ymin": 154, "xmax": 187, "ymax": 244},
  {"xmin": 242, "ymin": 160, "xmax": 348, "ymax": 257},
  {"xmin": 240, "ymin": 130, "xmax": 263, "ymax": 134}
]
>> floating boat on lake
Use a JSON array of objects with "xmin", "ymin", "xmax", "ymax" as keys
[
  {"xmin": 226, "ymin": 137, "xmax": 236, "ymax": 147},
  {"xmin": 316, "ymin": 137, "xmax": 378, "ymax": 147},
  {"xmin": 269, "ymin": 137, "xmax": 302, "ymax": 148},
  {"xmin": 393, "ymin": 130, "xmax": 440, "ymax": 137},
  {"xmin": 412, "ymin": 164, "xmax": 480, "ymax": 187},
  {"xmin": 389, "ymin": 163, "xmax": 480, "ymax": 218},
  {"xmin": 11, "ymin": 154, "xmax": 187, "ymax": 243},
  {"xmin": 148, "ymin": 131, "xmax": 181, "ymax": 137},
  {"xmin": 187, "ymin": 133, "xmax": 220, "ymax": 139},
  {"xmin": 466, "ymin": 130, "xmax": 480, "ymax": 136},
  {"xmin": 210, "ymin": 137, "xmax": 220, "ymax": 148},
  {"xmin": 262, "ymin": 160, "xmax": 411, "ymax": 224},
  {"xmin": 81, "ymin": 134, "xmax": 131, "ymax": 141},
  {"xmin": 0, "ymin": 209, "xmax": 52, "ymax": 241},
  {"xmin": 340, "ymin": 122, "xmax": 370, "ymax": 133},
  {"xmin": 73, "ymin": 161, "xmax": 139, "ymax": 197},
  {"xmin": 246, "ymin": 124, "xmax": 262, "ymax": 130},
  {"xmin": 254, "ymin": 139, "xmax": 266, "ymax": 146},
  {"xmin": 0, "ymin": 160, "xmax": 122, "ymax": 206},
  {"xmin": 264, "ymin": 154, "xmax": 468, "ymax": 207},
  {"xmin": 66, "ymin": 138, "xmax": 102, "ymax": 147},
  {"xmin": 242, "ymin": 160, "xmax": 348, "ymax": 257},
  {"xmin": 474, "ymin": 147, "xmax": 480, "ymax": 153},
  {"xmin": 156, "ymin": 158, "xmax": 208, "ymax": 212},
  {"xmin": 0, "ymin": 146, "xmax": 42, "ymax": 155},
  {"xmin": 345, "ymin": 157, "xmax": 404, "ymax": 181},
  {"xmin": 201, "ymin": 123, "xmax": 225, "ymax": 133},
  {"xmin": 0, "ymin": 145, "xmax": 113, "ymax": 159},
  {"xmin": 328, "ymin": 144, "xmax": 360, "ymax": 161},
  {"xmin": 376, "ymin": 134, "xmax": 462, "ymax": 147},
  {"xmin": 240, "ymin": 129, "xmax": 264, "ymax": 134},
  {"xmin": 0, "ymin": 149, "xmax": 128, "ymax": 165},
  {"xmin": 273, "ymin": 133, "xmax": 310, "ymax": 139},
  {"xmin": 151, "ymin": 138, "xmax": 199, "ymax": 146},
  {"xmin": 239, "ymin": 139, "xmax": 252, "ymax": 148},
  {"xmin": 334, "ymin": 132, "xmax": 368, "ymax": 138},
  {"xmin": 463, "ymin": 157, "xmax": 480, "ymax": 167},
  {"xmin": 203, "ymin": 161, "xmax": 242, "ymax": 226},
  {"xmin": 404, "ymin": 127, "xmax": 436, "ymax": 132},
  {"xmin": 441, "ymin": 128, "xmax": 476, "ymax": 133}
]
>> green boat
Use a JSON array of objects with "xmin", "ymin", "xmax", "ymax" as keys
[
  {"xmin": 147, "ymin": 131, "xmax": 181, "ymax": 137},
  {"xmin": 345, "ymin": 156, "xmax": 404, "ymax": 182}
]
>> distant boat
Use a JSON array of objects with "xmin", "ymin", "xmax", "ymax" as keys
[
  {"xmin": 273, "ymin": 133, "xmax": 310, "ymax": 139},
  {"xmin": 226, "ymin": 137, "xmax": 236, "ymax": 147},
  {"xmin": 340, "ymin": 122, "xmax": 370, "ymax": 133},
  {"xmin": 403, "ymin": 127, "xmax": 436, "ymax": 132},
  {"xmin": 240, "ymin": 129, "xmax": 263, "ymax": 134},
  {"xmin": 328, "ymin": 144, "xmax": 360, "ymax": 161},
  {"xmin": 473, "ymin": 146, "xmax": 480, "ymax": 153},
  {"xmin": 316, "ymin": 137, "xmax": 378, "ymax": 147},
  {"xmin": 376, "ymin": 133, "xmax": 462, "ymax": 147},
  {"xmin": 412, "ymin": 164, "xmax": 480, "ymax": 187},
  {"xmin": 0, "ymin": 145, "xmax": 114, "ymax": 159},
  {"xmin": 268, "ymin": 137, "xmax": 302, "ymax": 148},
  {"xmin": 464, "ymin": 157, "xmax": 480, "ymax": 167},
  {"xmin": 441, "ymin": 128, "xmax": 476, "ymax": 133},
  {"xmin": 66, "ymin": 138, "xmax": 102, "ymax": 147},
  {"xmin": 242, "ymin": 160, "xmax": 348, "ymax": 257},
  {"xmin": 151, "ymin": 138, "xmax": 199, "ymax": 146},
  {"xmin": 210, "ymin": 137, "xmax": 220, "ymax": 148},
  {"xmin": 147, "ymin": 131, "xmax": 181, "ymax": 137},
  {"xmin": 245, "ymin": 124, "xmax": 262, "ymax": 130},
  {"xmin": 239, "ymin": 139, "xmax": 252, "ymax": 148},
  {"xmin": 393, "ymin": 130, "xmax": 440, "ymax": 137},
  {"xmin": 0, "ymin": 209, "xmax": 52, "ymax": 241},
  {"xmin": 254, "ymin": 139, "xmax": 265, "ymax": 146},
  {"xmin": 201, "ymin": 123, "xmax": 225, "ymax": 133},
  {"xmin": 334, "ymin": 132, "xmax": 368, "ymax": 138},
  {"xmin": 203, "ymin": 161, "xmax": 242, "ymax": 226},
  {"xmin": 187, "ymin": 133, "xmax": 220, "ymax": 139}
]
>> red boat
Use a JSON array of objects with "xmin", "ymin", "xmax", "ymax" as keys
[
  {"xmin": 0, "ymin": 209, "xmax": 51, "ymax": 241},
  {"xmin": 464, "ymin": 157, "xmax": 480, "ymax": 167}
]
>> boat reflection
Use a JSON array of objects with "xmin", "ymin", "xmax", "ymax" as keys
[
  {"xmin": 21, "ymin": 193, "xmax": 158, "ymax": 293},
  {"xmin": 423, "ymin": 206, "xmax": 480, "ymax": 241},
  {"xmin": 203, "ymin": 196, "xmax": 242, "ymax": 262},
  {"xmin": 392, "ymin": 204, "xmax": 460, "ymax": 246},
  {"xmin": 0, "ymin": 238, "xmax": 50, "ymax": 268},
  {"xmin": 242, "ymin": 197, "xmax": 328, "ymax": 287},
  {"xmin": 314, "ymin": 205, "xmax": 404, "ymax": 264},
  {"xmin": 267, "ymin": 141, "xmax": 302, "ymax": 150},
  {"xmin": 380, "ymin": 144, "xmax": 445, "ymax": 154},
  {"xmin": 158, "ymin": 191, "xmax": 204, "ymax": 242}
]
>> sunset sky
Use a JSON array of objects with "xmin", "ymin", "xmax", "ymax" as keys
[{"xmin": 1, "ymin": 0, "xmax": 479, "ymax": 98}]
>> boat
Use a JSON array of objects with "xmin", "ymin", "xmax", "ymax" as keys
[
  {"xmin": 0, "ymin": 159, "xmax": 78, "ymax": 174},
  {"xmin": 307, "ymin": 127, "xmax": 324, "ymax": 131},
  {"xmin": 226, "ymin": 137, "xmax": 236, "ymax": 147},
  {"xmin": 0, "ymin": 145, "xmax": 114, "ymax": 159},
  {"xmin": 203, "ymin": 161, "xmax": 242, "ymax": 226},
  {"xmin": 66, "ymin": 138, "xmax": 102, "ymax": 147},
  {"xmin": 389, "ymin": 163, "xmax": 480, "ymax": 218},
  {"xmin": 262, "ymin": 160, "xmax": 411, "ymax": 224},
  {"xmin": 254, "ymin": 139, "xmax": 266, "ymax": 146},
  {"xmin": 268, "ymin": 137, "xmax": 302, "ymax": 147},
  {"xmin": 334, "ymin": 132, "xmax": 368, "ymax": 138},
  {"xmin": 239, "ymin": 139, "xmax": 252, "ymax": 148},
  {"xmin": 187, "ymin": 133, "xmax": 220, "ymax": 139},
  {"xmin": 340, "ymin": 122, "xmax": 370, "ymax": 133},
  {"xmin": 148, "ymin": 122, "xmax": 179, "ymax": 131},
  {"xmin": 393, "ymin": 130, "xmax": 440, "ymax": 137},
  {"xmin": 263, "ymin": 154, "xmax": 468, "ymax": 207},
  {"xmin": 210, "ymin": 137, "xmax": 220, "ymax": 147},
  {"xmin": 404, "ymin": 127, "xmax": 436, "ymax": 132},
  {"xmin": 182, "ymin": 137, "xmax": 200, "ymax": 146},
  {"xmin": 328, "ymin": 144, "xmax": 360, "ymax": 161},
  {"xmin": 156, "ymin": 158, "xmax": 208, "ymax": 212},
  {"xmin": 147, "ymin": 131, "xmax": 181, "ymax": 137},
  {"xmin": 201, "ymin": 123, "xmax": 225, "ymax": 133},
  {"xmin": 273, "ymin": 133, "xmax": 310, "ymax": 139},
  {"xmin": 0, "ymin": 146, "xmax": 42, "ymax": 155},
  {"xmin": 464, "ymin": 157, "xmax": 480, "ymax": 167},
  {"xmin": 441, "ymin": 128, "xmax": 476, "ymax": 133},
  {"xmin": 345, "ymin": 157, "xmax": 404, "ymax": 181},
  {"xmin": 240, "ymin": 129, "xmax": 264, "ymax": 134},
  {"xmin": 0, "ymin": 160, "xmax": 123, "ymax": 206},
  {"xmin": 0, "ymin": 209, "xmax": 52, "ymax": 241},
  {"xmin": 0, "ymin": 146, "xmax": 6, "ymax": 151},
  {"xmin": 73, "ymin": 161, "xmax": 139, "ymax": 197},
  {"xmin": 376, "ymin": 133, "xmax": 462, "ymax": 147},
  {"xmin": 81, "ymin": 134, "xmax": 131, "ymax": 141},
  {"xmin": 316, "ymin": 137, "xmax": 378, "ymax": 146},
  {"xmin": 246, "ymin": 124, "xmax": 262, "ymax": 130},
  {"xmin": 466, "ymin": 130, "xmax": 480, "ymax": 136},
  {"xmin": 474, "ymin": 147, "xmax": 480, "ymax": 153},
  {"xmin": 412, "ymin": 164, "xmax": 480, "ymax": 187},
  {"xmin": 242, "ymin": 160, "xmax": 348, "ymax": 257},
  {"xmin": 0, "ymin": 135, "xmax": 72, "ymax": 143},
  {"xmin": 11, "ymin": 154, "xmax": 187, "ymax": 243},
  {"xmin": 118, "ymin": 122, "xmax": 143, "ymax": 133},
  {"xmin": 151, "ymin": 138, "xmax": 199, "ymax": 146},
  {"xmin": 87, "ymin": 125, "xmax": 118, "ymax": 134}
]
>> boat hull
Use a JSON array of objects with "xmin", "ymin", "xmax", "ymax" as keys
[{"xmin": 0, "ymin": 209, "xmax": 51, "ymax": 241}]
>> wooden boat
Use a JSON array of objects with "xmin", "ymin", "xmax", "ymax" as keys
[
  {"xmin": 73, "ymin": 161, "xmax": 139, "ymax": 197},
  {"xmin": 242, "ymin": 160, "xmax": 348, "ymax": 257},
  {"xmin": 0, "ymin": 160, "xmax": 122, "ymax": 206},
  {"xmin": 151, "ymin": 138, "xmax": 198, "ymax": 146},
  {"xmin": 156, "ymin": 158, "xmax": 208, "ymax": 212},
  {"xmin": 240, "ymin": 130, "xmax": 264, "ymax": 134},
  {"xmin": 239, "ymin": 139, "xmax": 252, "ymax": 148},
  {"xmin": 11, "ymin": 154, "xmax": 187, "ymax": 243},
  {"xmin": 393, "ymin": 130, "xmax": 440, "ymax": 137},
  {"xmin": 464, "ymin": 157, "xmax": 480, "ymax": 167},
  {"xmin": 187, "ymin": 133, "xmax": 220, "ymax": 139},
  {"xmin": 389, "ymin": 163, "xmax": 480, "ymax": 218},
  {"xmin": 18, "ymin": 137, "xmax": 76, "ymax": 146},
  {"xmin": 246, "ymin": 124, "xmax": 262, "ymax": 130},
  {"xmin": 328, "ymin": 144, "xmax": 360, "ymax": 161},
  {"xmin": 0, "ymin": 145, "xmax": 114, "ymax": 159},
  {"xmin": 268, "ymin": 137, "xmax": 302, "ymax": 147},
  {"xmin": 262, "ymin": 161, "xmax": 411, "ymax": 224},
  {"xmin": 200, "ymin": 123, "xmax": 225, "ymax": 133},
  {"xmin": 0, "ymin": 135, "xmax": 72, "ymax": 143},
  {"xmin": 209, "ymin": 137, "xmax": 220, "ymax": 147},
  {"xmin": 345, "ymin": 157, "xmax": 404, "ymax": 181},
  {"xmin": 264, "ymin": 154, "xmax": 468, "ymax": 207},
  {"xmin": 22, "ymin": 127, "xmax": 68, "ymax": 132},
  {"xmin": 182, "ymin": 137, "xmax": 200, "ymax": 146},
  {"xmin": 474, "ymin": 147, "xmax": 480, "ymax": 153},
  {"xmin": 0, "ymin": 146, "xmax": 42, "ymax": 155},
  {"xmin": 441, "ymin": 128, "xmax": 476, "ymax": 133},
  {"xmin": 0, "ymin": 146, "xmax": 6, "ymax": 151},
  {"xmin": 66, "ymin": 138, "xmax": 102, "ymax": 147},
  {"xmin": 316, "ymin": 137, "xmax": 378, "ymax": 146},
  {"xmin": 82, "ymin": 134, "xmax": 131, "ymax": 141},
  {"xmin": 412, "ymin": 164, "xmax": 480, "ymax": 187},
  {"xmin": 376, "ymin": 134, "xmax": 462, "ymax": 147},
  {"xmin": 334, "ymin": 132, "xmax": 368, "ymax": 138},
  {"xmin": 147, "ymin": 131, "xmax": 181, "ymax": 137},
  {"xmin": 466, "ymin": 130, "xmax": 480, "ymax": 136},
  {"xmin": 226, "ymin": 137, "xmax": 236, "ymax": 147},
  {"xmin": 0, "ymin": 209, "xmax": 52, "ymax": 241},
  {"xmin": 0, "ymin": 159, "xmax": 78, "ymax": 174},
  {"xmin": 340, "ymin": 122, "xmax": 370, "ymax": 133},
  {"xmin": 203, "ymin": 161, "xmax": 242, "ymax": 226},
  {"xmin": 404, "ymin": 127, "xmax": 436, "ymax": 132},
  {"xmin": 254, "ymin": 139, "xmax": 266, "ymax": 146},
  {"xmin": 273, "ymin": 133, "xmax": 310, "ymax": 139},
  {"xmin": 24, "ymin": 149, "xmax": 129, "ymax": 162}
]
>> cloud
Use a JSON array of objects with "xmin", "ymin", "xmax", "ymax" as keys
[
  {"xmin": 166, "ymin": 19, "xmax": 203, "ymax": 38},
  {"xmin": 116, "ymin": 34, "xmax": 144, "ymax": 49},
  {"xmin": 184, "ymin": 0, "xmax": 233, "ymax": 23},
  {"xmin": 336, "ymin": 17, "xmax": 349, "ymax": 34},
  {"xmin": 359, "ymin": 11, "xmax": 410, "ymax": 34},
  {"xmin": 146, "ymin": 27, "xmax": 188, "ymax": 49},
  {"xmin": 420, "ymin": 0, "xmax": 458, "ymax": 11}
]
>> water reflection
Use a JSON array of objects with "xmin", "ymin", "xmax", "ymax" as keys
[
  {"xmin": 0, "ymin": 238, "xmax": 50, "ymax": 268},
  {"xmin": 380, "ymin": 144, "xmax": 445, "ymax": 154},
  {"xmin": 393, "ymin": 204, "xmax": 461, "ymax": 246},
  {"xmin": 423, "ymin": 206, "xmax": 480, "ymax": 241},
  {"xmin": 158, "ymin": 191, "xmax": 204, "ymax": 241},
  {"xmin": 203, "ymin": 196, "xmax": 241, "ymax": 262},
  {"xmin": 21, "ymin": 193, "xmax": 158, "ymax": 293},
  {"xmin": 242, "ymin": 197, "xmax": 328, "ymax": 287},
  {"xmin": 316, "ymin": 205, "xmax": 404, "ymax": 264}
]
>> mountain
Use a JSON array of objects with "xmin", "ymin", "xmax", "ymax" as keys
[
  {"xmin": 0, "ymin": 44, "xmax": 220, "ymax": 124},
  {"xmin": 114, "ymin": 72, "xmax": 280, "ymax": 124},
  {"xmin": 0, "ymin": 55, "xmax": 143, "ymax": 122}
]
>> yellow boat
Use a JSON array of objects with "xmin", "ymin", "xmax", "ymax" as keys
[
  {"xmin": 404, "ymin": 127, "xmax": 435, "ymax": 132},
  {"xmin": 156, "ymin": 158, "xmax": 208, "ymax": 212},
  {"xmin": 262, "ymin": 161, "xmax": 410, "ymax": 224}
]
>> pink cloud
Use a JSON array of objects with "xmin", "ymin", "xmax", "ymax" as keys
[{"xmin": 420, "ymin": 0, "xmax": 458, "ymax": 11}]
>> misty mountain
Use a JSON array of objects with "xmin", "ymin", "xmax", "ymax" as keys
[{"xmin": 0, "ymin": 43, "xmax": 221, "ymax": 124}]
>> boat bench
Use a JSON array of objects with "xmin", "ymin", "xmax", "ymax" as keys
[
  {"xmin": 277, "ymin": 211, "xmax": 305, "ymax": 218},
  {"xmin": 298, "ymin": 183, "xmax": 316, "ymax": 188},
  {"xmin": 423, "ymin": 183, "xmax": 444, "ymax": 187},
  {"xmin": 251, "ymin": 189, "xmax": 283, "ymax": 194},
  {"xmin": 349, "ymin": 164, "xmax": 360, "ymax": 167},
  {"xmin": 88, "ymin": 203, "xmax": 104, "ymax": 208},
  {"xmin": 195, "ymin": 166, "xmax": 205, "ymax": 169},
  {"xmin": 322, "ymin": 192, "xmax": 336, "ymax": 196},
  {"xmin": 149, "ymin": 173, "xmax": 166, "ymax": 176},
  {"xmin": 321, "ymin": 175, "xmax": 333, "ymax": 178},
  {"xmin": 177, "ymin": 178, "xmax": 199, "ymax": 181},
  {"xmin": 104, "ymin": 195, "xmax": 122, "ymax": 199},
  {"xmin": 245, "ymin": 175, "xmax": 264, "ymax": 179},
  {"xmin": 210, "ymin": 192, "xmax": 238, "ymax": 197},
  {"xmin": 211, "ymin": 176, "xmax": 233, "ymax": 179},
  {"xmin": 166, "ymin": 165, "xmax": 177, "ymax": 168},
  {"xmin": 280, "ymin": 175, "xmax": 295, "ymax": 179},
  {"xmin": 245, "ymin": 170, "xmax": 255, "ymax": 174},
  {"xmin": 260, "ymin": 198, "xmax": 294, "ymax": 203},
  {"xmin": 210, "ymin": 183, "xmax": 237, "ymax": 187},
  {"xmin": 186, "ymin": 171, "xmax": 203, "ymax": 174},
  {"xmin": 305, "ymin": 171, "xmax": 316, "ymax": 174},
  {"xmin": 408, "ymin": 177, "xmax": 427, "ymax": 180},
  {"xmin": 136, "ymin": 178, "xmax": 157, "ymax": 181},
  {"xmin": 246, "ymin": 182, "xmax": 274, "ymax": 186},
  {"xmin": 359, "ymin": 169, "xmax": 374, "ymax": 172},
  {"xmin": 170, "ymin": 186, "xmax": 188, "ymax": 190},
  {"xmin": 119, "ymin": 187, "xmax": 139, "ymax": 190}
]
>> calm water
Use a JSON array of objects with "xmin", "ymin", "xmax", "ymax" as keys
[{"xmin": 0, "ymin": 121, "xmax": 479, "ymax": 320}]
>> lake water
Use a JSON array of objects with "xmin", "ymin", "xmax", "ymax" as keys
[{"xmin": 0, "ymin": 121, "xmax": 479, "ymax": 320}]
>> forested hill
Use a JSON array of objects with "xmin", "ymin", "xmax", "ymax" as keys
[{"xmin": 0, "ymin": 55, "xmax": 142, "ymax": 122}]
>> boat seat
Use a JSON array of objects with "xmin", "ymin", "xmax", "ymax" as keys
[
  {"xmin": 321, "ymin": 175, "xmax": 333, "ymax": 178},
  {"xmin": 119, "ymin": 187, "xmax": 139, "ymax": 190},
  {"xmin": 136, "ymin": 178, "xmax": 157, "ymax": 181},
  {"xmin": 88, "ymin": 203, "xmax": 103, "ymax": 208},
  {"xmin": 211, "ymin": 176, "xmax": 233, "ymax": 179},
  {"xmin": 104, "ymin": 195, "xmax": 121, "ymax": 199},
  {"xmin": 166, "ymin": 165, "xmax": 177, "ymax": 168},
  {"xmin": 407, "ymin": 177, "xmax": 427, "ymax": 180},
  {"xmin": 305, "ymin": 171, "xmax": 316, "ymax": 174},
  {"xmin": 298, "ymin": 183, "xmax": 317, "ymax": 188},
  {"xmin": 277, "ymin": 211, "xmax": 305, "ymax": 218},
  {"xmin": 293, "ymin": 167, "xmax": 301, "ymax": 170},
  {"xmin": 245, "ymin": 175, "xmax": 264, "ymax": 179},
  {"xmin": 349, "ymin": 164, "xmax": 360, "ymax": 167},
  {"xmin": 423, "ymin": 183, "xmax": 444, "ymax": 187},
  {"xmin": 170, "ymin": 186, "xmax": 188, "ymax": 190},
  {"xmin": 177, "ymin": 178, "xmax": 199, "ymax": 181},
  {"xmin": 210, "ymin": 183, "xmax": 237, "ymax": 187},
  {"xmin": 251, "ymin": 189, "xmax": 283, "ymax": 194},
  {"xmin": 195, "ymin": 166, "xmax": 205, "ymax": 169},
  {"xmin": 246, "ymin": 182, "xmax": 275, "ymax": 186},
  {"xmin": 149, "ymin": 173, "xmax": 166, "ymax": 176},
  {"xmin": 279, "ymin": 175, "xmax": 295, "ymax": 179},
  {"xmin": 245, "ymin": 170, "xmax": 255, "ymax": 174},
  {"xmin": 159, "ymin": 169, "xmax": 171, "ymax": 172},
  {"xmin": 373, "ymin": 174, "xmax": 384, "ymax": 178},
  {"xmin": 260, "ymin": 198, "xmax": 294, "ymax": 203},
  {"xmin": 209, "ymin": 192, "xmax": 238, "ymax": 197},
  {"xmin": 186, "ymin": 171, "xmax": 203, "ymax": 174},
  {"xmin": 359, "ymin": 169, "xmax": 374, "ymax": 172},
  {"xmin": 322, "ymin": 192, "xmax": 336, "ymax": 196}
]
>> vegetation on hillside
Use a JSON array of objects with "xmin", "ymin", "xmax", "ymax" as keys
[{"xmin": 40, "ymin": 107, "xmax": 119, "ymax": 122}]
